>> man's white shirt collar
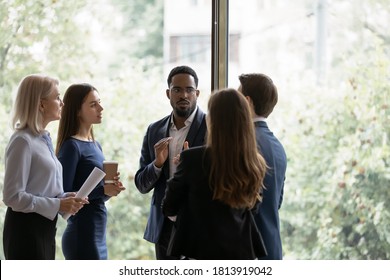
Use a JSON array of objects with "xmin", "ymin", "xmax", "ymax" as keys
[
  {"xmin": 170, "ymin": 107, "xmax": 198, "ymax": 128},
  {"xmin": 253, "ymin": 116, "xmax": 267, "ymax": 122}
]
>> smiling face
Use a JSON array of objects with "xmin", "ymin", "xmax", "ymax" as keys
[
  {"xmin": 166, "ymin": 73, "xmax": 199, "ymax": 119},
  {"xmin": 41, "ymin": 84, "xmax": 64, "ymax": 128},
  {"xmin": 78, "ymin": 90, "xmax": 103, "ymax": 126}
]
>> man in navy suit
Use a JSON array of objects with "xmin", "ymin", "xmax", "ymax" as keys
[
  {"xmin": 135, "ymin": 65, "xmax": 207, "ymax": 259},
  {"xmin": 238, "ymin": 73, "xmax": 287, "ymax": 260}
]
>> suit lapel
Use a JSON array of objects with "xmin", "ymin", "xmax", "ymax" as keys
[
  {"xmin": 161, "ymin": 115, "xmax": 172, "ymax": 179},
  {"xmin": 185, "ymin": 108, "xmax": 205, "ymax": 146}
]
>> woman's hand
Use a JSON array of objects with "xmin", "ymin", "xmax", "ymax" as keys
[
  {"xmin": 104, "ymin": 171, "xmax": 126, "ymax": 197},
  {"xmin": 173, "ymin": 141, "xmax": 189, "ymax": 165},
  {"xmin": 59, "ymin": 196, "xmax": 89, "ymax": 215}
]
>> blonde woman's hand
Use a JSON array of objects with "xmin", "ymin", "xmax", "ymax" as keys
[
  {"xmin": 64, "ymin": 192, "xmax": 77, "ymax": 198},
  {"xmin": 59, "ymin": 196, "xmax": 89, "ymax": 215}
]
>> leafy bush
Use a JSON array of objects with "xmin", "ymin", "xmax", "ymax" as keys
[{"xmin": 280, "ymin": 45, "xmax": 390, "ymax": 259}]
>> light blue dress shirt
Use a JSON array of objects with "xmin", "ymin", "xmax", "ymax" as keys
[{"xmin": 2, "ymin": 128, "xmax": 64, "ymax": 220}]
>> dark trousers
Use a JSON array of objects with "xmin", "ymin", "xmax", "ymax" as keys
[
  {"xmin": 3, "ymin": 207, "xmax": 58, "ymax": 260},
  {"xmin": 155, "ymin": 219, "xmax": 179, "ymax": 260}
]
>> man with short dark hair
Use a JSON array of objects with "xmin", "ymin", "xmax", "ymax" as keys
[
  {"xmin": 135, "ymin": 65, "xmax": 207, "ymax": 259},
  {"xmin": 238, "ymin": 73, "xmax": 287, "ymax": 260}
]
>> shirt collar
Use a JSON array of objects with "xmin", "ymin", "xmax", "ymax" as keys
[
  {"xmin": 170, "ymin": 106, "xmax": 198, "ymax": 128},
  {"xmin": 253, "ymin": 116, "xmax": 267, "ymax": 123}
]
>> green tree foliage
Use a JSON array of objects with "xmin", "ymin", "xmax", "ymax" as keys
[
  {"xmin": 281, "ymin": 44, "xmax": 390, "ymax": 259},
  {"xmin": 0, "ymin": 0, "xmax": 98, "ymax": 258},
  {"xmin": 1, "ymin": 0, "xmax": 389, "ymax": 261},
  {"xmin": 106, "ymin": 0, "xmax": 163, "ymax": 72},
  {"xmin": 279, "ymin": 0, "xmax": 390, "ymax": 259},
  {"xmin": 0, "ymin": 0, "xmax": 165, "ymax": 260},
  {"xmin": 91, "ymin": 65, "xmax": 168, "ymax": 260},
  {"xmin": 0, "ymin": 0, "xmax": 98, "ymax": 106}
]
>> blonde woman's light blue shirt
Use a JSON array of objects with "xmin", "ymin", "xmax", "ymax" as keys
[{"xmin": 2, "ymin": 129, "xmax": 63, "ymax": 220}]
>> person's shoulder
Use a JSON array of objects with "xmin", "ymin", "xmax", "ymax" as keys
[
  {"xmin": 181, "ymin": 146, "xmax": 208, "ymax": 168},
  {"xmin": 95, "ymin": 140, "xmax": 102, "ymax": 149},
  {"xmin": 14, "ymin": 128, "xmax": 35, "ymax": 136},
  {"xmin": 256, "ymin": 122, "xmax": 283, "ymax": 141},
  {"xmin": 196, "ymin": 106, "xmax": 205, "ymax": 114},
  {"xmin": 255, "ymin": 125, "xmax": 286, "ymax": 154},
  {"xmin": 195, "ymin": 107, "xmax": 206, "ymax": 118},
  {"xmin": 182, "ymin": 146, "xmax": 206, "ymax": 157},
  {"xmin": 60, "ymin": 137, "xmax": 80, "ymax": 151},
  {"xmin": 7, "ymin": 131, "xmax": 25, "ymax": 148},
  {"xmin": 148, "ymin": 114, "xmax": 171, "ymax": 129},
  {"xmin": 63, "ymin": 137, "xmax": 78, "ymax": 144},
  {"xmin": 255, "ymin": 122, "xmax": 273, "ymax": 136},
  {"xmin": 58, "ymin": 138, "xmax": 83, "ymax": 160},
  {"xmin": 10, "ymin": 128, "xmax": 36, "ymax": 143},
  {"xmin": 6, "ymin": 129, "xmax": 45, "ymax": 154}
]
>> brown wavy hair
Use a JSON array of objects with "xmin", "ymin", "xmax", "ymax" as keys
[{"xmin": 206, "ymin": 88, "xmax": 267, "ymax": 209}]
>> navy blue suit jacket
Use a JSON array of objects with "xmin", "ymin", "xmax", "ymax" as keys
[
  {"xmin": 254, "ymin": 121, "xmax": 287, "ymax": 259},
  {"xmin": 134, "ymin": 107, "xmax": 207, "ymax": 243},
  {"xmin": 162, "ymin": 146, "xmax": 267, "ymax": 259}
]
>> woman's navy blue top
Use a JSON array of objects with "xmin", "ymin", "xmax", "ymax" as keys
[{"xmin": 58, "ymin": 138, "xmax": 108, "ymax": 260}]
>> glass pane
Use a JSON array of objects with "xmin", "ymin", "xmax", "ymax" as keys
[
  {"xmin": 229, "ymin": 0, "xmax": 390, "ymax": 259},
  {"xmin": 164, "ymin": 0, "xmax": 212, "ymax": 109},
  {"xmin": 1, "ymin": 0, "xmax": 388, "ymax": 262}
]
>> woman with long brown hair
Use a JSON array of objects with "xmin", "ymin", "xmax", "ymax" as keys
[
  {"xmin": 162, "ymin": 88, "xmax": 267, "ymax": 259},
  {"xmin": 56, "ymin": 83, "xmax": 125, "ymax": 259}
]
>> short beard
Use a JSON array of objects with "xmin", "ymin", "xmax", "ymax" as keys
[{"xmin": 175, "ymin": 105, "xmax": 195, "ymax": 118}]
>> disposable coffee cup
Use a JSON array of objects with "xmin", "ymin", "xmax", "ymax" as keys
[{"xmin": 103, "ymin": 161, "xmax": 118, "ymax": 184}]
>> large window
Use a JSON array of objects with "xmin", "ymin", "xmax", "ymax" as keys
[
  {"xmin": 169, "ymin": 34, "xmax": 240, "ymax": 64},
  {"xmin": 0, "ymin": 0, "xmax": 388, "ymax": 261},
  {"xmin": 169, "ymin": 35, "xmax": 210, "ymax": 63},
  {"xmin": 228, "ymin": 0, "xmax": 390, "ymax": 260}
]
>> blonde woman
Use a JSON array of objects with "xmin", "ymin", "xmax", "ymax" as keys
[{"xmin": 2, "ymin": 74, "xmax": 87, "ymax": 260}]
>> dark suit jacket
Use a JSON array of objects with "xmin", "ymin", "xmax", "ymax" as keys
[
  {"xmin": 134, "ymin": 107, "xmax": 207, "ymax": 243},
  {"xmin": 254, "ymin": 121, "xmax": 287, "ymax": 259},
  {"xmin": 162, "ymin": 146, "xmax": 267, "ymax": 260}
]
